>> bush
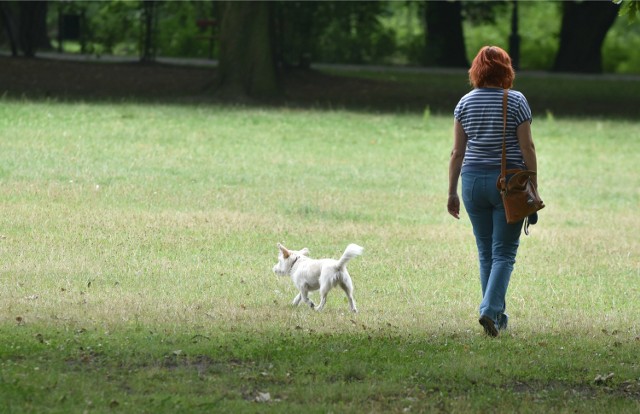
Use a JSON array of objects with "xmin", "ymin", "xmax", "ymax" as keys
[{"xmin": 603, "ymin": 17, "xmax": 640, "ymax": 74}]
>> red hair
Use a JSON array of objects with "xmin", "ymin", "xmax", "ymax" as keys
[{"xmin": 468, "ymin": 46, "xmax": 515, "ymax": 89}]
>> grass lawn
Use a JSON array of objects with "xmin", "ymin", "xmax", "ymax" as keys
[{"xmin": 0, "ymin": 97, "xmax": 639, "ymax": 413}]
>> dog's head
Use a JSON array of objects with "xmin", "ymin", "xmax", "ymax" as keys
[{"xmin": 272, "ymin": 243, "xmax": 309, "ymax": 276}]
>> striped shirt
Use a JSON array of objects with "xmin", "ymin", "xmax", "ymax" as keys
[{"xmin": 454, "ymin": 88, "xmax": 532, "ymax": 170}]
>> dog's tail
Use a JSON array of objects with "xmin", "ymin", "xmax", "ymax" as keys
[{"xmin": 336, "ymin": 244, "xmax": 364, "ymax": 269}]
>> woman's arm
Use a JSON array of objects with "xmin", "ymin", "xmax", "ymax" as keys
[
  {"xmin": 448, "ymin": 120, "xmax": 467, "ymax": 219},
  {"xmin": 517, "ymin": 121, "xmax": 538, "ymax": 186}
]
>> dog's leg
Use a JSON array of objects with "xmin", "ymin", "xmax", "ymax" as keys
[
  {"xmin": 300, "ymin": 289, "xmax": 315, "ymax": 309},
  {"xmin": 315, "ymin": 268, "xmax": 333, "ymax": 311},
  {"xmin": 316, "ymin": 285, "xmax": 329, "ymax": 311},
  {"xmin": 339, "ymin": 275, "xmax": 357, "ymax": 313},
  {"xmin": 291, "ymin": 293, "xmax": 302, "ymax": 306}
]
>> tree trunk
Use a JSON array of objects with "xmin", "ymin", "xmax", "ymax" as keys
[
  {"xmin": 423, "ymin": 1, "xmax": 468, "ymax": 68},
  {"xmin": 140, "ymin": 1, "xmax": 157, "ymax": 63},
  {"xmin": 509, "ymin": 1, "xmax": 520, "ymax": 70},
  {"xmin": 553, "ymin": 1, "xmax": 619, "ymax": 73},
  {"xmin": 19, "ymin": 1, "xmax": 51, "ymax": 57},
  {"xmin": 0, "ymin": 2, "xmax": 19, "ymax": 56},
  {"xmin": 217, "ymin": 1, "xmax": 279, "ymax": 99}
]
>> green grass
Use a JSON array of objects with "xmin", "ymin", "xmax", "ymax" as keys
[{"xmin": 0, "ymin": 99, "xmax": 639, "ymax": 413}]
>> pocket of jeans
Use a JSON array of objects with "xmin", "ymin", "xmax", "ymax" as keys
[{"xmin": 461, "ymin": 175, "xmax": 476, "ymax": 203}]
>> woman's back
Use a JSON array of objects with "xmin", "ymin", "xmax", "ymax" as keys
[{"xmin": 454, "ymin": 88, "xmax": 531, "ymax": 170}]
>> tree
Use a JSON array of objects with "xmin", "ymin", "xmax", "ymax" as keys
[
  {"xmin": 616, "ymin": 0, "xmax": 640, "ymax": 23},
  {"xmin": 140, "ymin": 0, "xmax": 158, "ymax": 63},
  {"xmin": 423, "ymin": 0, "xmax": 468, "ymax": 67},
  {"xmin": 275, "ymin": 1, "xmax": 393, "ymax": 68},
  {"xmin": 18, "ymin": 1, "xmax": 51, "ymax": 57},
  {"xmin": 0, "ymin": 2, "xmax": 19, "ymax": 56},
  {"xmin": 0, "ymin": 1, "xmax": 50, "ymax": 57},
  {"xmin": 553, "ymin": 1, "xmax": 620, "ymax": 73},
  {"xmin": 216, "ymin": 1, "xmax": 279, "ymax": 99},
  {"xmin": 274, "ymin": 1, "xmax": 321, "ymax": 69},
  {"xmin": 509, "ymin": 1, "xmax": 520, "ymax": 70}
]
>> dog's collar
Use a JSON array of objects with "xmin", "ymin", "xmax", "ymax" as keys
[{"xmin": 289, "ymin": 255, "xmax": 300, "ymax": 269}]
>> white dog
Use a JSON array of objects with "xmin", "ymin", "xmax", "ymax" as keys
[{"xmin": 272, "ymin": 243, "xmax": 363, "ymax": 312}]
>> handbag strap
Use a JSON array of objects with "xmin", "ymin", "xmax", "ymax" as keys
[{"xmin": 499, "ymin": 89, "xmax": 509, "ymax": 191}]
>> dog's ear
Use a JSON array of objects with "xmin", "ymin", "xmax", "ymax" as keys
[
  {"xmin": 300, "ymin": 247, "xmax": 310, "ymax": 256},
  {"xmin": 277, "ymin": 243, "xmax": 290, "ymax": 259}
]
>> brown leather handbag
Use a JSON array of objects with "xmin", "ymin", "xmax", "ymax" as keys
[{"xmin": 496, "ymin": 89, "xmax": 545, "ymax": 227}]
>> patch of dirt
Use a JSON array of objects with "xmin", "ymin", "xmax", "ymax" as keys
[
  {"xmin": 507, "ymin": 379, "xmax": 640, "ymax": 402},
  {"xmin": 0, "ymin": 56, "xmax": 214, "ymax": 100}
]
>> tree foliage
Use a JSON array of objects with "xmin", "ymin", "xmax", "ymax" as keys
[
  {"xmin": 86, "ymin": 1, "xmax": 138, "ymax": 55},
  {"xmin": 616, "ymin": 0, "xmax": 640, "ymax": 23},
  {"xmin": 276, "ymin": 1, "xmax": 395, "ymax": 67},
  {"xmin": 0, "ymin": 0, "xmax": 638, "ymax": 74}
]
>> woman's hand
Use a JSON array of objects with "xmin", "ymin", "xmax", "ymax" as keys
[
  {"xmin": 448, "ymin": 193, "xmax": 461, "ymax": 219},
  {"xmin": 448, "ymin": 120, "xmax": 467, "ymax": 221}
]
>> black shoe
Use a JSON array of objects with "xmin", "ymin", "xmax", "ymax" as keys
[
  {"xmin": 497, "ymin": 313, "xmax": 509, "ymax": 331},
  {"xmin": 479, "ymin": 315, "xmax": 499, "ymax": 337}
]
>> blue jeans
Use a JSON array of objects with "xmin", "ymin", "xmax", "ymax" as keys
[{"xmin": 461, "ymin": 169, "xmax": 523, "ymax": 328}]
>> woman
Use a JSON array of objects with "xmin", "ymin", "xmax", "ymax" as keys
[{"xmin": 447, "ymin": 46, "xmax": 538, "ymax": 337}]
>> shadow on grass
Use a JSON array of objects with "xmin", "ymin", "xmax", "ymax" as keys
[
  {"xmin": 1, "ymin": 56, "xmax": 639, "ymax": 119},
  {"xmin": 1, "ymin": 324, "xmax": 639, "ymax": 412}
]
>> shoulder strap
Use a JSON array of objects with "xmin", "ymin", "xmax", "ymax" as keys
[{"xmin": 499, "ymin": 89, "xmax": 508, "ymax": 190}]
